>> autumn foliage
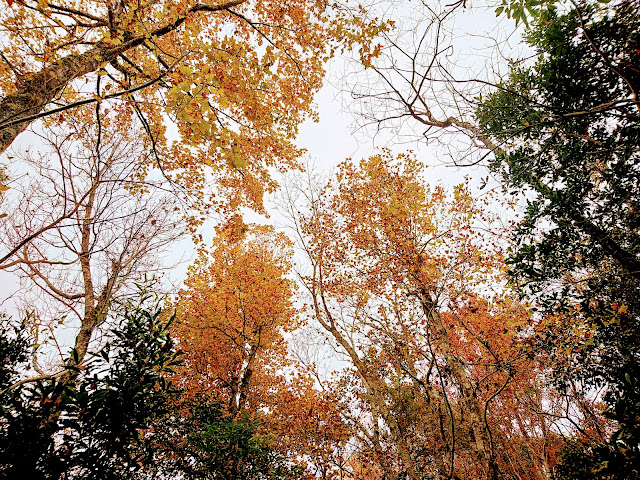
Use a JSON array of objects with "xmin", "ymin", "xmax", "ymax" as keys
[
  {"xmin": 0, "ymin": 1, "xmax": 633, "ymax": 479},
  {"xmin": 173, "ymin": 224, "xmax": 298, "ymax": 412},
  {"xmin": 0, "ymin": 0, "xmax": 386, "ymax": 214},
  {"xmin": 294, "ymin": 152, "xmax": 567, "ymax": 479}
]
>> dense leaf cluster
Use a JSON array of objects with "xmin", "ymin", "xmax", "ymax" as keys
[
  {"xmin": 146, "ymin": 396, "xmax": 302, "ymax": 480},
  {"xmin": 0, "ymin": 293, "xmax": 182, "ymax": 479}
]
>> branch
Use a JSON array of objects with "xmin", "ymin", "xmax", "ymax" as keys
[
  {"xmin": 0, "ymin": 65, "xmax": 177, "ymax": 131},
  {"xmin": 570, "ymin": 0, "xmax": 639, "ymax": 114},
  {"xmin": 48, "ymin": 2, "xmax": 109, "ymax": 25},
  {"xmin": 24, "ymin": 256, "xmax": 84, "ymax": 301},
  {"xmin": 0, "ymin": 370, "xmax": 66, "ymax": 396}
]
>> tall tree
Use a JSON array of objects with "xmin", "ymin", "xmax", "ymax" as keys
[
  {"xmin": 339, "ymin": 0, "xmax": 638, "ymax": 474},
  {"xmin": 172, "ymin": 222, "xmax": 361, "ymax": 479},
  {"xmin": 173, "ymin": 223, "xmax": 299, "ymax": 416},
  {"xmin": 290, "ymin": 152, "xmax": 569, "ymax": 480},
  {"xmin": 475, "ymin": 1, "xmax": 640, "ymax": 476}
]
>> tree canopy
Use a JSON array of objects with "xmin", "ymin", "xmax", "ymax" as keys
[
  {"xmin": 477, "ymin": 2, "xmax": 640, "ymax": 475},
  {"xmin": 1, "ymin": 0, "xmax": 638, "ymax": 479},
  {"xmin": 0, "ymin": 0, "xmax": 386, "ymax": 212}
]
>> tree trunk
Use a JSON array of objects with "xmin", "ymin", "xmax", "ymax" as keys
[{"xmin": 0, "ymin": 46, "xmax": 117, "ymax": 154}]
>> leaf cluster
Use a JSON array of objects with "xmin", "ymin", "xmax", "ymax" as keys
[
  {"xmin": 0, "ymin": 291, "xmax": 182, "ymax": 479},
  {"xmin": 148, "ymin": 395, "xmax": 302, "ymax": 480},
  {"xmin": 477, "ymin": 0, "xmax": 640, "ymax": 476}
]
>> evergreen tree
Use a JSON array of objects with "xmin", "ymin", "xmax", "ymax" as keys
[{"xmin": 477, "ymin": 1, "xmax": 640, "ymax": 476}]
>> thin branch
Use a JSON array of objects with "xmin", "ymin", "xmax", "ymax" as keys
[
  {"xmin": 47, "ymin": 2, "xmax": 109, "ymax": 24},
  {"xmin": 0, "ymin": 372, "xmax": 65, "ymax": 396}
]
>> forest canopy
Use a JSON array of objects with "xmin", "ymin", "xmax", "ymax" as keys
[{"xmin": 0, "ymin": 0, "xmax": 638, "ymax": 479}]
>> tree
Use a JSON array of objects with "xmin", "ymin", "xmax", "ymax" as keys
[
  {"xmin": 342, "ymin": 0, "xmax": 510, "ymax": 164},
  {"xmin": 338, "ymin": 0, "xmax": 638, "ymax": 475},
  {"xmin": 475, "ymin": 1, "xmax": 640, "ymax": 476},
  {"xmin": 0, "ymin": 0, "xmax": 386, "ymax": 212},
  {"xmin": 289, "ymin": 152, "xmax": 569, "ymax": 480},
  {"xmin": 171, "ymin": 222, "xmax": 361, "ymax": 479},
  {"xmin": 0, "ymin": 107, "xmax": 185, "ymax": 373},
  {"xmin": 172, "ymin": 223, "xmax": 299, "ymax": 414},
  {"xmin": 0, "ymin": 288, "xmax": 183, "ymax": 480},
  {"xmin": 171, "ymin": 224, "xmax": 329, "ymax": 476},
  {"xmin": 145, "ymin": 394, "xmax": 303, "ymax": 480}
]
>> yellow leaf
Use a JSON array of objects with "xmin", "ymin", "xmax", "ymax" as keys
[{"xmin": 179, "ymin": 65, "xmax": 194, "ymax": 76}]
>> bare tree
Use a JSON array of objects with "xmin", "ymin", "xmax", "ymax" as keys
[
  {"xmin": 0, "ymin": 110, "xmax": 186, "ymax": 374},
  {"xmin": 343, "ymin": 0, "xmax": 519, "ymax": 164}
]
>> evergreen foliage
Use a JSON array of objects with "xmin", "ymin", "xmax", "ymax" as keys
[
  {"xmin": 477, "ymin": 1, "xmax": 640, "ymax": 476},
  {"xmin": 0, "ymin": 292, "xmax": 182, "ymax": 479}
]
